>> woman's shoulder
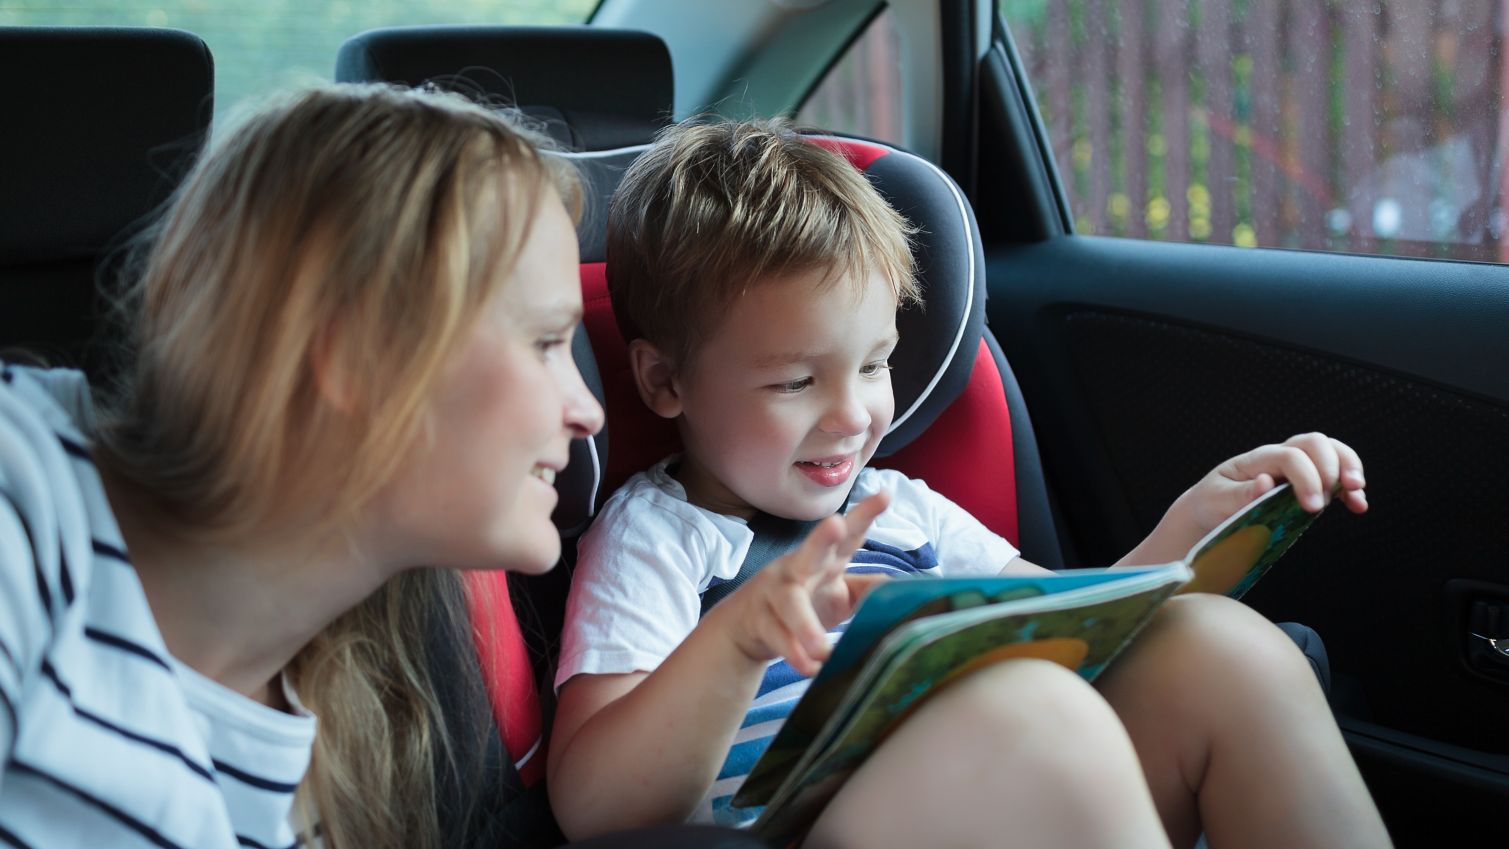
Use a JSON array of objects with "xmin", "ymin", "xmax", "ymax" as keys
[
  {"xmin": 0, "ymin": 362, "xmax": 96, "ymax": 440},
  {"xmin": 0, "ymin": 362, "xmax": 125, "ymax": 647}
]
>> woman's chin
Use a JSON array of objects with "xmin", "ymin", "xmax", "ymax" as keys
[{"xmin": 502, "ymin": 533, "xmax": 562, "ymax": 575}]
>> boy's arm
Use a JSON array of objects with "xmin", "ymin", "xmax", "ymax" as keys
[
  {"xmin": 1115, "ymin": 432, "xmax": 1367, "ymax": 567},
  {"xmin": 999, "ymin": 555, "xmax": 1053, "ymax": 576},
  {"xmin": 547, "ymin": 494, "xmax": 890, "ymax": 839},
  {"xmin": 548, "ymin": 611, "xmax": 769, "ymax": 837}
]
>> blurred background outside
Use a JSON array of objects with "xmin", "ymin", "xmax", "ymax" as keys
[
  {"xmin": 1001, "ymin": 0, "xmax": 1509, "ymax": 262},
  {"xmin": 9, "ymin": 1, "xmax": 1507, "ymax": 263}
]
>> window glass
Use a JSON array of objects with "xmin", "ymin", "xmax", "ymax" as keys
[
  {"xmin": 3, "ymin": 1, "xmax": 598, "ymax": 123},
  {"xmin": 798, "ymin": 6, "xmax": 903, "ymax": 143},
  {"xmin": 1000, "ymin": 0, "xmax": 1508, "ymax": 262}
]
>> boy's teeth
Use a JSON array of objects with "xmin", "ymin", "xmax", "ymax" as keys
[{"xmin": 532, "ymin": 466, "xmax": 556, "ymax": 485}]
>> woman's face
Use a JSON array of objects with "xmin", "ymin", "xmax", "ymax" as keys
[{"xmin": 379, "ymin": 187, "xmax": 603, "ymax": 574}]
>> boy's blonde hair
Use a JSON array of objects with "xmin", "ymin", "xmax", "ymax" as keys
[
  {"xmin": 96, "ymin": 83, "xmax": 577, "ymax": 849},
  {"xmin": 606, "ymin": 118, "xmax": 919, "ymax": 368}
]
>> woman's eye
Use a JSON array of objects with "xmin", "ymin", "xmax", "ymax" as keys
[{"xmin": 772, "ymin": 377, "xmax": 812, "ymax": 393}]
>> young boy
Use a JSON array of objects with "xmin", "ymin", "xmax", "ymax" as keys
[{"xmin": 548, "ymin": 119, "xmax": 1391, "ymax": 849}]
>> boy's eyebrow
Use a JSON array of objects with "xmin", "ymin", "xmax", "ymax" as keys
[
  {"xmin": 750, "ymin": 333, "xmax": 900, "ymax": 369},
  {"xmin": 751, "ymin": 350, "xmax": 820, "ymax": 369}
]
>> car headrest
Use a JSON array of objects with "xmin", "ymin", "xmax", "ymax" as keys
[
  {"xmin": 0, "ymin": 27, "xmax": 213, "ymax": 266},
  {"xmin": 335, "ymin": 25, "xmax": 673, "ymax": 153},
  {"xmin": 334, "ymin": 25, "xmax": 672, "ymax": 263}
]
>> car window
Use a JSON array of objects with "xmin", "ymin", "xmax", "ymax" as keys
[
  {"xmin": 797, "ymin": 6, "xmax": 903, "ymax": 144},
  {"xmin": 4, "ymin": 1, "xmax": 598, "ymax": 123},
  {"xmin": 1000, "ymin": 0, "xmax": 1507, "ymax": 262}
]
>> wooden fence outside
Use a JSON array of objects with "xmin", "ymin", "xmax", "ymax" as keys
[{"xmin": 1004, "ymin": 0, "xmax": 1508, "ymax": 262}]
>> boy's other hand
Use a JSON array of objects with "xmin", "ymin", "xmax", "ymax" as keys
[
  {"xmin": 1187, "ymin": 432, "xmax": 1368, "ymax": 532},
  {"xmin": 1121, "ymin": 433, "xmax": 1366, "ymax": 568},
  {"xmin": 721, "ymin": 491, "xmax": 891, "ymax": 677}
]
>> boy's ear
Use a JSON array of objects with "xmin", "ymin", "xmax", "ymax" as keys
[{"xmin": 627, "ymin": 338, "xmax": 683, "ymax": 419}]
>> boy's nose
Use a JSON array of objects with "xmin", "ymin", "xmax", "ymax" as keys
[{"xmin": 819, "ymin": 386, "xmax": 870, "ymax": 437}]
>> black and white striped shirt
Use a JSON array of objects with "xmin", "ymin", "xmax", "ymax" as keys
[{"xmin": 0, "ymin": 364, "xmax": 316, "ymax": 849}]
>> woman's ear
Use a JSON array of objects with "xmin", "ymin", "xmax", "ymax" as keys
[
  {"xmin": 310, "ymin": 322, "xmax": 359, "ymax": 413},
  {"xmin": 627, "ymin": 339, "xmax": 682, "ymax": 419}
]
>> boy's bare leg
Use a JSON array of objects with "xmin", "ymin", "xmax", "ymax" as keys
[
  {"xmin": 806, "ymin": 659, "xmax": 1173, "ymax": 849},
  {"xmin": 1097, "ymin": 594, "xmax": 1392, "ymax": 849}
]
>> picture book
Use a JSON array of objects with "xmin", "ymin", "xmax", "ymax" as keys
[{"xmin": 733, "ymin": 483, "xmax": 1324, "ymax": 844}]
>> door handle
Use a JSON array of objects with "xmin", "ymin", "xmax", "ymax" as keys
[
  {"xmin": 1445, "ymin": 580, "xmax": 1509, "ymax": 687},
  {"xmin": 1468, "ymin": 599, "xmax": 1509, "ymax": 659}
]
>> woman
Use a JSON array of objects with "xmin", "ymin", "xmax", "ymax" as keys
[{"xmin": 0, "ymin": 83, "xmax": 744, "ymax": 849}]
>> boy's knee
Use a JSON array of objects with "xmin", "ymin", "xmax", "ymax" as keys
[
  {"xmin": 1149, "ymin": 593, "xmax": 1316, "ymax": 684},
  {"xmin": 932, "ymin": 658, "xmax": 1123, "ymax": 744},
  {"xmin": 921, "ymin": 660, "xmax": 1149, "ymax": 795}
]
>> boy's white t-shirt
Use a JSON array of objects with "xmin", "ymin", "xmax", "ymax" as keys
[{"xmin": 557, "ymin": 456, "xmax": 1018, "ymax": 826}]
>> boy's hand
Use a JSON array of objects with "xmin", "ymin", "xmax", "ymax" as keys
[
  {"xmin": 717, "ymin": 491, "xmax": 891, "ymax": 677},
  {"xmin": 1184, "ymin": 432, "xmax": 1368, "ymax": 532},
  {"xmin": 1121, "ymin": 433, "xmax": 1366, "ymax": 568}
]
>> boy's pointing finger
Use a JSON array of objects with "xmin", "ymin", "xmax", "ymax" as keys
[
  {"xmin": 841, "ymin": 491, "xmax": 890, "ymax": 547},
  {"xmin": 786, "ymin": 514, "xmax": 847, "ymax": 580}
]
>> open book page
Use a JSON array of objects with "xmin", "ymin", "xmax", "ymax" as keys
[
  {"xmin": 748, "ymin": 570, "xmax": 1189, "ymax": 843},
  {"xmin": 736, "ymin": 565, "xmax": 1189, "ymax": 808},
  {"xmin": 736, "ymin": 566, "xmax": 1181, "ymax": 804},
  {"xmin": 1179, "ymin": 483, "xmax": 1322, "ymax": 598},
  {"xmin": 733, "ymin": 483, "xmax": 1328, "ymax": 842}
]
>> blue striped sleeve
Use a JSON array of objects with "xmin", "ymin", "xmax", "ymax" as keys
[{"xmin": 0, "ymin": 493, "xmax": 39, "ymax": 774}]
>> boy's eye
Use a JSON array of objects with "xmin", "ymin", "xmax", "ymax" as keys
[
  {"xmin": 771, "ymin": 377, "xmax": 813, "ymax": 393},
  {"xmin": 535, "ymin": 336, "xmax": 567, "ymax": 355},
  {"xmin": 861, "ymin": 360, "xmax": 893, "ymax": 377}
]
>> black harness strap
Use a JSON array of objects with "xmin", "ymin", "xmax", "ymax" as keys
[{"xmin": 699, "ymin": 512, "xmax": 819, "ymax": 617}]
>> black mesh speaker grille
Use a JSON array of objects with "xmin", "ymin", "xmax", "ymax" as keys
[{"xmin": 1063, "ymin": 310, "xmax": 1509, "ymax": 753}]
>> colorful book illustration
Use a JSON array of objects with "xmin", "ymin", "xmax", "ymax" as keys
[{"xmin": 734, "ymin": 483, "xmax": 1322, "ymax": 845}]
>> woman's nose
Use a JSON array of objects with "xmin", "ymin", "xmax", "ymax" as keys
[{"xmin": 565, "ymin": 367, "xmax": 605, "ymax": 438}]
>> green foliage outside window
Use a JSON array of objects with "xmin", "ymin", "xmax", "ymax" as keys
[{"xmin": 2, "ymin": 1, "xmax": 597, "ymax": 121}]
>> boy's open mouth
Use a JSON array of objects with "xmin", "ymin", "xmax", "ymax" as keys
[{"xmin": 794, "ymin": 455, "xmax": 854, "ymax": 487}]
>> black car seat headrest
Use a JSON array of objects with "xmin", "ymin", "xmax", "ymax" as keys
[
  {"xmin": 0, "ymin": 26, "xmax": 214, "ymax": 376},
  {"xmin": 336, "ymin": 25, "xmax": 672, "ymax": 262},
  {"xmin": 335, "ymin": 25, "xmax": 673, "ymax": 153}
]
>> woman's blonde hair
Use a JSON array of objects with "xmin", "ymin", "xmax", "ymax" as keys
[{"xmin": 95, "ymin": 82, "xmax": 579, "ymax": 849}]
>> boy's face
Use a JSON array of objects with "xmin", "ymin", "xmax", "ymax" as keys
[{"xmin": 671, "ymin": 266, "xmax": 898, "ymax": 521}]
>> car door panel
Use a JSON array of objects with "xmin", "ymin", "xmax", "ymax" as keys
[{"xmin": 980, "ymin": 16, "xmax": 1509, "ymax": 845}]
